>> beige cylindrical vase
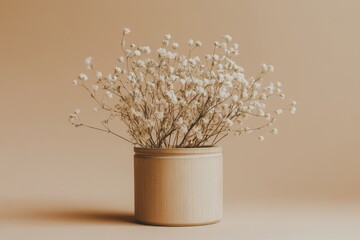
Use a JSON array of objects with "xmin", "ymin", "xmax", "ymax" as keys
[{"xmin": 134, "ymin": 147, "xmax": 223, "ymax": 226}]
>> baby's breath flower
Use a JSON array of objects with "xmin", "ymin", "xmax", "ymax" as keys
[
  {"xmin": 157, "ymin": 48, "xmax": 167, "ymax": 57},
  {"xmin": 195, "ymin": 40, "xmax": 202, "ymax": 47},
  {"xmin": 117, "ymin": 57, "xmax": 125, "ymax": 63},
  {"xmin": 275, "ymin": 108, "xmax": 283, "ymax": 114},
  {"xmin": 258, "ymin": 135, "xmax": 265, "ymax": 141},
  {"xmin": 72, "ymin": 80, "xmax": 78, "ymax": 86},
  {"xmin": 106, "ymin": 74, "xmax": 113, "ymax": 81},
  {"xmin": 85, "ymin": 57, "xmax": 92, "ymax": 69},
  {"xmin": 123, "ymin": 27, "xmax": 131, "ymax": 35},
  {"xmin": 172, "ymin": 42, "xmax": 179, "ymax": 49},
  {"xmin": 268, "ymin": 65, "xmax": 275, "ymax": 72},
  {"xmin": 165, "ymin": 34, "xmax": 171, "ymax": 40},
  {"xmin": 265, "ymin": 113, "xmax": 271, "ymax": 120},
  {"xmin": 68, "ymin": 113, "xmax": 78, "ymax": 124},
  {"xmin": 74, "ymin": 108, "xmax": 81, "ymax": 114},
  {"xmin": 155, "ymin": 111, "xmax": 164, "ymax": 119},
  {"xmin": 271, "ymin": 128, "xmax": 278, "ymax": 135},
  {"xmin": 105, "ymin": 91, "xmax": 113, "ymax": 99},
  {"xmin": 261, "ymin": 63, "xmax": 268, "ymax": 72},
  {"xmin": 290, "ymin": 106, "xmax": 297, "ymax": 114},
  {"xmin": 259, "ymin": 94, "xmax": 267, "ymax": 100},
  {"xmin": 226, "ymin": 118, "xmax": 234, "ymax": 127},
  {"xmin": 140, "ymin": 46, "xmax": 151, "ymax": 54},
  {"xmin": 275, "ymin": 109, "xmax": 283, "ymax": 115},
  {"xmin": 187, "ymin": 39, "xmax": 194, "ymax": 46},
  {"xmin": 134, "ymin": 50, "xmax": 141, "ymax": 56},
  {"xmin": 115, "ymin": 67, "xmax": 122, "ymax": 74},
  {"xmin": 223, "ymin": 34, "xmax": 233, "ymax": 42},
  {"xmin": 92, "ymin": 84, "xmax": 99, "ymax": 91},
  {"xmin": 79, "ymin": 73, "xmax": 88, "ymax": 81},
  {"xmin": 96, "ymin": 71, "xmax": 103, "ymax": 79},
  {"xmin": 180, "ymin": 125, "xmax": 188, "ymax": 134}
]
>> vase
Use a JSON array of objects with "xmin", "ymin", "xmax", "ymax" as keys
[{"xmin": 134, "ymin": 146, "xmax": 223, "ymax": 226}]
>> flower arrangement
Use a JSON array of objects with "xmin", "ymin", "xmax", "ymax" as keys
[{"xmin": 69, "ymin": 28, "xmax": 296, "ymax": 148}]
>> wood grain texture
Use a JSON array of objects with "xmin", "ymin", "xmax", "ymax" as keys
[{"xmin": 134, "ymin": 147, "xmax": 223, "ymax": 226}]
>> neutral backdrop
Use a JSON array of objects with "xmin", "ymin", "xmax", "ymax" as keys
[{"xmin": 1, "ymin": 0, "xmax": 360, "ymax": 239}]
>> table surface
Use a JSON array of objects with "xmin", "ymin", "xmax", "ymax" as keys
[{"xmin": 1, "ymin": 197, "xmax": 359, "ymax": 240}]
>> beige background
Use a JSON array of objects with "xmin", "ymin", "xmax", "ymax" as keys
[{"xmin": 1, "ymin": 0, "xmax": 360, "ymax": 239}]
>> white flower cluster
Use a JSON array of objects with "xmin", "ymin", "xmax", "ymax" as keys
[{"xmin": 70, "ymin": 28, "xmax": 296, "ymax": 148}]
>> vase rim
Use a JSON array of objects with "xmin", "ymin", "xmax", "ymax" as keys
[{"xmin": 134, "ymin": 146, "xmax": 222, "ymax": 155}]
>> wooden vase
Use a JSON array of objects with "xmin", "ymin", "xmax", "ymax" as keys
[{"xmin": 134, "ymin": 146, "xmax": 223, "ymax": 226}]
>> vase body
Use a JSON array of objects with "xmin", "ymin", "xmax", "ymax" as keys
[{"xmin": 134, "ymin": 146, "xmax": 223, "ymax": 226}]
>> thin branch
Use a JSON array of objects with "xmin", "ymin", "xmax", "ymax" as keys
[{"xmin": 76, "ymin": 123, "xmax": 135, "ymax": 144}]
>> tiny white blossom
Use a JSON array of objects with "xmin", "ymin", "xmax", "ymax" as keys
[
  {"xmin": 115, "ymin": 67, "xmax": 122, "ymax": 74},
  {"xmin": 258, "ymin": 135, "xmax": 265, "ymax": 141},
  {"xmin": 226, "ymin": 118, "xmax": 233, "ymax": 127},
  {"xmin": 107, "ymin": 74, "xmax": 113, "ymax": 81},
  {"xmin": 157, "ymin": 48, "xmax": 167, "ymax": 57},
  {"xmin": 291, "ymin": 101, "xmax": 297, "ymax": 105},
  {"xmin": 131, "ymin": 108, "xmax": 142, "ymax": 117},
  {"xmin": 92, "ymin": 84, "xmax": 99, "ymax": 91},
  {"xmin": 141, "ymin": 46, "xmax": 151, "ymax": 54},
  {"xmin": 96, "ymin": 71, "xmax": 103, "ymax": 79},
  {"xmin": 290, "ymin": 106, "xmax": 297, "ymax": 114},
  {"xmin": 155, "ymin": 111, "xmax": 164, "ymax": 119},
  {"xmin": 74, "ymin": 108, "xmax": 80, "ymax": 114},
  {"xmin": 180, "ymin": 125, "xmax": 188, "ymax": 134},
  {"xmin": 265, "ymin": 113, "xmax": 271, "ymax": 120},
  {"xmin": 85, "ymin": 57, "xmax": 92, "ymax": 69},
  {"xmin": 275, "ymin": 109, "xmax": 283, "ymax": 114},
  {"xmin": 261, "ymin": 63, "xmax": 268, "ymax": 72},
  {"xmin": 223, "ymin": 34, "xmax": 232, "ymax": 42},
  {"xmin": 68, "ymin": 113, "xmax": 77, "ymax": 124},
  {"xmin": 134, "ymin": 50, "xmax": 141, "ymax": 56},
  {"xmin": 259, "ymin": 94, "xmax": 267, "ymax": 100},
  {"xmin": 196, "ymin": 132, "xmax": 203, "ymax": 140},
  {"xmin": 72, "ymin": 80, "xmax": 78, "ymax": 86},
  {"xmin": 123, "ymin": 27, "xmax": 131, "ymax": 35},
  {"xmin": 214, "ymin": 41, "xmax": 220, "ymax": 47},
  {"xmin": 172, "ymin": 42, "xmax": 179, "ymax": 49},
  {"xmin": 187, "ymin": 39, "xmax": 194, "ymax": 46},
  {"xmin": 195, "ymin": 40, "xmax": 202, "ymax": 47},
  {"xmin": 105, "ymin": 91, "xmax": 113, "ymax": 99},
  {"xmin": 279, "ymin": 93, "xmax": 285, "ymax": 100},
  {"xmin": 271, "ymin": 128, "xmax": 278, "ymax": 135},
  {"xmin": 165, "ymin": 34, "xmax": 171, "ymax": 40},
  {"xmin": 79, "ymin": 73, "xmax": 88, "ymax": 81},
  {"xmin": 117, "ymin": 57, "xmax": 125, "ymax": 63},
  {"xmin": 232, "ymin": 95, "xmax": 239, "ymax": 102},
  {"xmin": 268, "ymin": 65, "xmax": 275, "ymax": 72}
]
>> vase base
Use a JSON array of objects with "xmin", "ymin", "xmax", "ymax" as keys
[{"xmin": 134, "ymin": 218, "xmax": 222, "ymax": 227}]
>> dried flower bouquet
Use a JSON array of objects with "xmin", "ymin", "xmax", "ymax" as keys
[{"xmin": 70, "ymin": 28, "xmax": 296, "ymax": 148}]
